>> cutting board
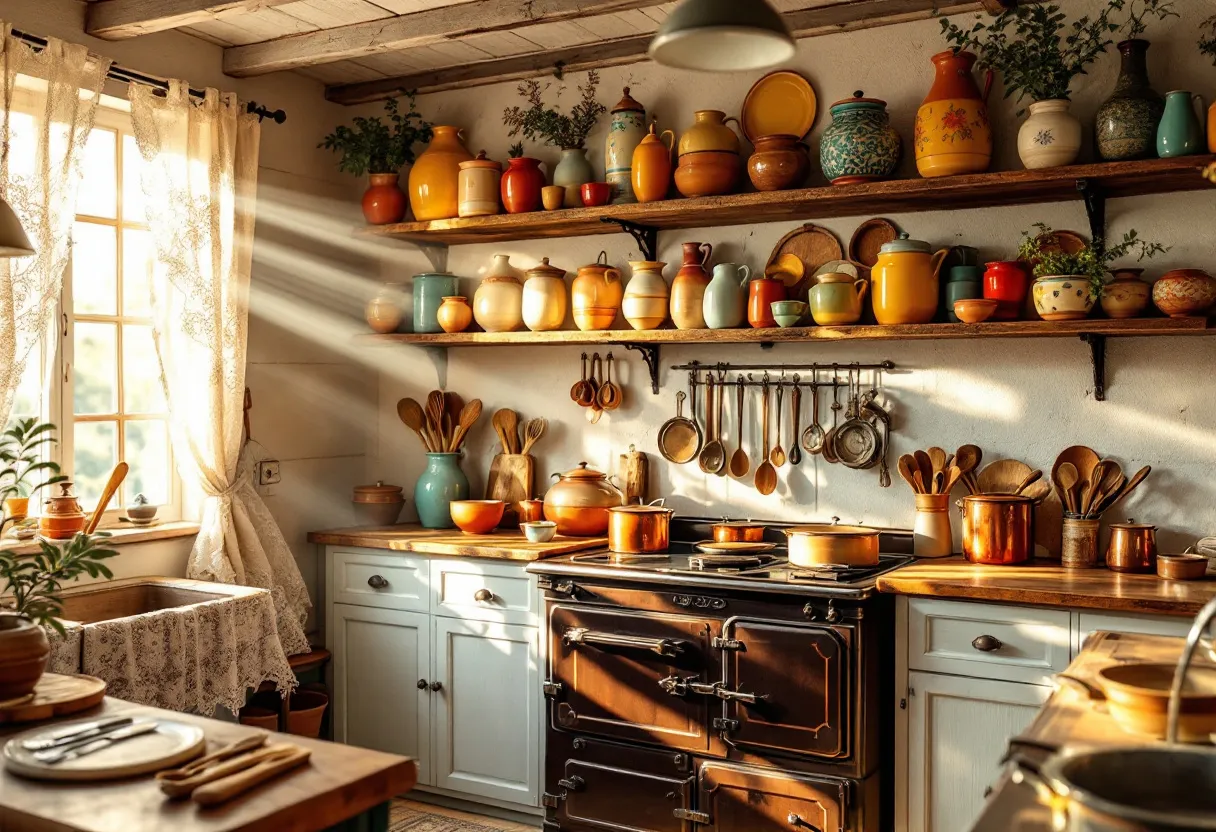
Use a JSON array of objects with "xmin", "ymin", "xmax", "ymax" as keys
[
  {"xmin": 4, "ymin": 719, "xmax": 205, "ymax": 781},
  {"xmin": 308, "ymin": 524, "xmax": 605, "ymax": 561},
  {"xmin": 0, "ymin": 673, "xmax": 106, "ymax": 724},
  {"xmin": 486, "ymin": 453, "xmax": 534, "ymax": 526}
]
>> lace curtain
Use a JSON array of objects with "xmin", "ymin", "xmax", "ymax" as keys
[
  {"xmin": 0, "ymin": 25, "xmax": 109, "ymax": 425},
  {"xmin": 129, "ymin": 83, "xmax": 310, "ymax": 656}
]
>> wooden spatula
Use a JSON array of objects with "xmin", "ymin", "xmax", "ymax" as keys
[{"xmin": 84, "ymin": 462, "xmax": 128, "ymax": 534}]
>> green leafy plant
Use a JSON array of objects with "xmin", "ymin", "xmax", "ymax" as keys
[
  {"xmin": 1, "ymin": 533, "xmax": 118, "ymax": 634},
  {"xmin": 1017, "ymin": 222, "xmax": 1169, "ymax": 297},
  {"xmin": 940, "ymin": 3, "xmax": 1120, "ymax": 106},
  {"xmin": 503, "ymin": 70, "xmax": 607, "ymax": 150},
  {"xmin": 1, "ymin": 419, "xmax": 66, "ymax": 503},
  {"xmin": 1110, "ymin": 0, "xmax": 1177, "ymax": 39},
  {"xmin": 1201, "ymin": 15, "xmax": 1216, "ymax": 65},
  {"xmin": 507, "ymin": 141, "xmax": 525, "ymax": 159},
  {"xmin": 319, "ymin": 94, "xmax": 433, "ymax": 177}
]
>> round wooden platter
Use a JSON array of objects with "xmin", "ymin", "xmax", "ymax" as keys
[
  {"xmin": 0, "ymin": 673, "xmax": 107, "ymax": 725},
  {"xmin": 849, "ymin": 217, "xmax": 900, "ymax": 270},
  {"xmin": 767, "ymin": 223, "xmax": 844, "ymax": 298},
  {"xmin": 4, "ymin": 719, "xmax": 205, "ymax": 781}
]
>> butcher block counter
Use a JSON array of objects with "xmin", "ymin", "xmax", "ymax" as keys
[
  {"xmin": 877, "ymin": 556, "xmax": 1216, "ymax": 616},
  {"xmin": 0, "ymin": 696, "xmax": 416, "ymax": 832},
  {"xmin": 307, "ymin": 522, "xmax": 605, "ymax": 561}
]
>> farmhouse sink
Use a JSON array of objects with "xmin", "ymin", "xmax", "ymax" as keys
[{"xmin": 57, "ymin": 578, "xmax": 233, "ymax": 625}]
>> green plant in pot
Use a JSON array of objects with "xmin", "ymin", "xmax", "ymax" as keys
[
  {"xmin": 319, "ymin": 94, "xmax": 432, "ymax": 225},
  {"xmin": 1095, "ymin": 0, "xmax": 1179, "ymax": 161},
  {"xmin": 1, "ymin": 419, "xmax": 66, "ymax": 535},
  {"xmin": 1018, "ymin": 223, "xmax": 1167, "ymax": 321},
  {"xmin": 503, "ymin": 70, "xmax": 606, "ymax": 208},
  {"xmin": 940, "ymin": 3, "xmax": 1121, "ymax": 169}
]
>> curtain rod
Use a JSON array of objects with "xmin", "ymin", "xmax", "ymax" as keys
[{"xmin": 10, "ymin": 27, "xmax": 286, "ymax": 124}]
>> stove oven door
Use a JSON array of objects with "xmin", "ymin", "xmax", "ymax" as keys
[
  {"xmin": 696, "ymin": 762, "xmax": 850, "ymax": 832},
  {"xmin": 552, "ymin": 738, "xmax": 696, "ymax": 832},
  {"xmin": 719, "ymin": 619, "xmax": 850, "ymax": 760},
  {"xmin": 548, "ymin": 604, "xmax": 717, "ymax": 753}
]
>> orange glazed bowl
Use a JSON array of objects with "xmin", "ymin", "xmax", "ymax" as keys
[{"xmin": 449, "ymin": 500, "xmax": 506, "ymax": 535}]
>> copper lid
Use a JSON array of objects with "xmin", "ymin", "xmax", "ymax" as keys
[
  {"xmin": 611, "ymin": 86, "xmax": 645, "ymax": 113},
  {"xmin": 459, "ymin": 150, "xmax": 501, "ymax": 171},
  {"xmin": 714, "ymin": 520, "xmax": 766, "ymax": 528},
  {"xmin": 526, "ymin": 257, "xmax": 567, "ymax": 281},
  {"xmin": 353, "ymin": 481, "xmax": 404, "ymax": 504},
  {"xmin": 962, "ymin": 494, "xmax": 1033, "ymax": 505},
  {"xmin": 1109, "ymin": 518, "xmax": 1156, "ymax": 530},
  {"xmin": 784, "ymin": 523, "xmax": 877, "ymax": 538},
  {"xmin": 557, "ymin": 462, "xmax": 607, "ymax": 480},
  {"xmin": 609, "ymin": 504, "xmax": 672, "ymax": 515}
]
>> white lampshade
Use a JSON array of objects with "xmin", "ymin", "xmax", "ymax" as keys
[
  {"xmin": 649, "ymin": 0, "xmax": 796, "ymax": 72},
  {"xmin": 0, "ymin": 194, "xmax": 34, "ymax": 257}
]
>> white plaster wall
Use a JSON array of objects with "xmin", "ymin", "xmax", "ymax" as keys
[{"xmin": 370, "ymin": 0, "xmax": 1216, "ymax": 558}]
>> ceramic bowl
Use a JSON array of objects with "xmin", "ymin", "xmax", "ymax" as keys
[
  {"xmin": 953, "ymin": 298, "xmax": 999, "ymax": 324},
  {"xmin": 450, "ymin": 500, "xmax": 506, "ymax": 535},
  {"xmin": 770, "ymin": 300, "xmax": 807, "ymax": 327},
  {"xmin": 674, "ymin": 151, "xmax": 740, "ymax": 198},
  {"xmin": 521, "ymin": 520, "xmax": 558, "ymax": 543},
  {"xmin": 1152, "ymin": 269, "xmax": 1216, "ymax": 318},
  {"xmin": 580, "ymin": 183, "xmax": 612, "ymax": 207},
  {"xmin": 1032, "ymin": 276, "xmax": 1095, "ymax": 321},
  {"xmin": 541, "ymin": 186, "xmax": 566, "ymax": 211},
  {"xmin": 126, "ymin": 504, "xmax": 158, "ymax": 521}
]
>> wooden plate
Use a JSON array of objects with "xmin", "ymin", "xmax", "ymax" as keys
[
  {"xmin": 768, "ymin": 224, "xmax": 843, "ymax": 299},
  {"xmin": 976, "ymin": 459, "xmax": 1033, "ymax": 495},
  {"xmin": 4, "ymin": 719, "xmax": 205, "ymax": 781},
  {"xmin": 741, "ymin": 70, "xmax": 817, "ymax": 143},
  {"xmin": 694, "ymin": 541, "xmax": 779, "ymax": 554},
  {"xmin": 849, "ymin": 218, "xmax": 900, "ymax": 269},
  {"xmin": 0, "ymin": 673, "xmax": 106, "ymax": 724}
]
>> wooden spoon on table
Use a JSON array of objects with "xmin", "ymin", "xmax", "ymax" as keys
[
  {"xmin": 1056, "ymin": 462, "xmax": 1080, "ymax": 514},
  {"xmin": 396, "ymin": 398, "xmax": 432, "ymax": 451},
  {"xmin": 448, "ymin": 399, "xmax": 483, "ymax": 452},
  {"xmin": 754, "ymin": 383, "xmax": 777, "ymax": 496}
]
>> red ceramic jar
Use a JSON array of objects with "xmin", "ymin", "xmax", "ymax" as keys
[
  {"xmin": 983, "ymin": 261, "xmax": 1029, "ymax": 320},
  {"xmin": 747, "ymin": 276, "xmax": 787, "ymax": 328},
  {"xmin": 362, "ymin": 173, "xmax": 407, "ymax": 225},
  {"xmin": 501, "ymin": 157, "xmax": 545, "ymax": 214}
]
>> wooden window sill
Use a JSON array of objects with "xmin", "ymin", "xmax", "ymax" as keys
[{"xmin": 0, "ymin": 521, "xmax": 200, "ymax": 555}]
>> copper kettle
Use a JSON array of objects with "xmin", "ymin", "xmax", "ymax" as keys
[{"xmin": 542, "ymin": 462, "xmax": 624, "ymax": 537}]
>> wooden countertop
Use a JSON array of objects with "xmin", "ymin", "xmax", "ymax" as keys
[
  {"xmin": 877, "ymin": 556, "xmax": 1216, "ymax": 616},
  {"xmin": 307, "ymin": 522, "xmax": 606, "ymax": 561},
  {"xmin": 0, "ymin": 697, "xmax": 415, "ymax": 832}
]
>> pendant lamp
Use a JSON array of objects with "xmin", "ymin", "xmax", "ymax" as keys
[
  {"xmin": 0, "ymin": 194, "xmax": 33, "ymax": 257},
  {"xmin": 649, "ymin": 0, "xmax": 796, "ymax": 72}
]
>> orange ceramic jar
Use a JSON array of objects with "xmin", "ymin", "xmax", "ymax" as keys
[
  {"xmin": 408, "ymin": 126, "xmax": 474, "ymax": 221},
  {"xmin": 1209, "ymin": 101, "xmax": 1216, "ymax": 153},
  {"xmin": 631, "ymin": 123, "xmax": 675, "ymax": 203},
  {"xmin": 747, "ymin": 276, "xmax": 786, "ymax": 328},
  {"xmin": 914, "ymin": 51, "xmax": 993, "ymax": 178},
  {"xmin": 571, "ymin": 252, "xmax": 624, "ymax": 331}
]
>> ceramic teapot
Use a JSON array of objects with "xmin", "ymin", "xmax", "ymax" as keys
[
  {"xmin": 871, "ymin": 233, "xmax": 950, "ymax": 325},
  {"xmin": 543, "ymin": 462, "xmax": 625, "ymax": 537},
  {"xmin": 702, "ymin": 263, "xmax": 752, "ymax": 329},
  {"xmin": 571, "ymin": 251, "xmax": 623, "ymax": 331},
  {"xmin": 631, "ymin": 122, "xmax": 675, "ymax": 203},
  {"xmin": 809, "ymin": 272, "xmax": 869, "ymax": 325}
]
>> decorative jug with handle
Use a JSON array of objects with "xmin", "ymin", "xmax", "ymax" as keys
[
  {"xmin": 670, "ymin": 242, "xmax": 713, "ymax": 330},
  {"xmin": 871, "ymin": 234, "xmax": 949, "ymax": 325},
  {"xmin": 571, "ymin": 251, "xmax": 623, "ymax": 331},
  {"xmin": 702, "ymin": 263, "xmax": 751, "ymax": 329},
  {"xmin": 914, "ymin": 51, "xmax": 993, "ymax": 178},
  {"xmin": 408, "ymin": 126, "xmax": 474, "ymax": 221},
  {"xmin": 809, "ymin": 272, "xmax": 869, "ymax": 325},
  {"xmin": 1156, "ymin": 91, "xmax": 1205, "ymax": 158}
]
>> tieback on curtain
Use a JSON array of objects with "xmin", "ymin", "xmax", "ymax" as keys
[{"xmin": 204, "ymin": 472, "xmax": 250, "ymax": 501}]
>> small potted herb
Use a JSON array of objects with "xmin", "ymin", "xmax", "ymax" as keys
[
  {"xmin": 503, "ymin": 71, "xmax": 606, "ymax": 208},
  {"xmin": 500, "ymin": 141, "xmax": 545, "ymax": 214},
  {"xmin": 1018, "ymin": 223, "xmax": 1167, "ymax": 320},
  {"xmin": 941, "ymin": 3, "xmax": 1120, "ymax": 169},
  {"xmin": 1095, "ymin": 1, "xmax": 1179, "ymax": 160},
  {"xmin": 319, "ymin": 94, "xmax": 432, "ymax": 225}
]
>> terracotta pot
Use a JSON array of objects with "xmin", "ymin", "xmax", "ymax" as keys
[
  {"xmin": 522, "ymin": 257, "xmax": 568, "ymax": 332},
  {"xmin": 285, "ymin": 690, "xmax": 329, "ymax": 738},
  {"xmin": 1017, "ymin": 99, "xmax": 1082, "ymax": 169},
  {"xmin": 457, "ymin": 151, "xmax": 501, "ymax": 217},
  {"xmin": 238, "ymin": 706, "xmax": 279, "ymax": 731},
  {"xmin": 678, "ymin": 110, "xmax": 742, "ymax": 156},
  {"xmin": 747, "ymin": 276, "xmax": 786, "ymax": 328},
  {"xmin": 1032, "ymin": 275, "xmax": 1095, "ymax": 321},
  {"xmin": 747, "ymin": 134, "xmax": 809, "ymax": 191},
  {"xmin": 674, "ymin": 151, "xmax": 739, "ymax": 198},
  {"xmin": 1152, "ymin": 268, "xmax": 1216, "ymax": 318},
  {"xmin": 605, "ymin": 87, "xmax": 647, "ymax": 204},
  {"xmin": 0, "ymin": 613, "xmax": 50, "ymax": 700},
  {"xmin": 40, "ymin": 481, "xmax": 85, "ymax": 540},
  {"xmin": 607, "ymin": 503, "xmax": 673, "ymax": 554},
  {"xmin": 365, "ymin": 283, "xmax": 406, "ymax": 334},
  {"xmin": 361, "ymin": 173, "xmax": 407, "ymax": 225},
  {"xmin": 983, "ymin": 261, "xmax": 1030, "ymax": 321},
  {"xmin": 1100, "ymin": 269, "xmax": 1150, "ymax": 319},
  {"xmin": 670, "ymin": 242, "xmax": 713, "ymax": 330},
  {"xmin": 436, "ymin": 296, "xmax": 473, "ymax": 333},
  {"xmin": 351, "ymin": 481, "xmax": 405, "ymax": 526},
  {"xmin": 543, "ymin": 462, "xmax": 624, "ymax": 537},
  {"xmin": 408, "ymin": 126, "xmax": 474, "ymax": 221},
  {"xmin": 622, "ymin": 261, "xmax": 669, "ymax": 331},
  {"xmin": 914, "ymin": 50, "xmax": 993, "ymax": 178},
  {"xmin": 631, "ymin": 123, "xmax": 675, "ymax": 203},
  {"xmin": 571, "ymin": 252, "xmax": 624, "ymax": 331},
  {"xmin": 474, "ymin": 275, "xmax": 524, "ymax": 332},
  {"xmin": 501, "ymin": 157, "xmax": 545, "ymax": 214}
]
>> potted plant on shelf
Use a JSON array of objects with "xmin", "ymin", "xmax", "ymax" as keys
[
  {"xmin": 940, "ymin": 3, "xmax": 1120, "ymax": 170},
  {"xmin": 503, "ymin": 70, "xmax": 607, "ymax": 208},
  {"xmin": 1095, "ymin": 1, "xmax": 1178, "ymax": 161},
  {"xmin": 1, "ymin": 419, "xmax": 65, "ymax": 535},
  {"xmin": 501, "ymin": 142, "xmax": 545, "ymax": 214},
  {"xmin": 1201, "ymin": 15, "xmax": 1216, "ymax": 154},
  {"xmin": 319, "ymin": 94, "xmax": 432, "ymax": 225},
  {"xmin": 1018, "ymin": 223, "xmax": 1167, "ymax": 320}
]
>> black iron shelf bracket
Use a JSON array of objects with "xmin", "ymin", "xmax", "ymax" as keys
[
  {"xmin": 1081, "ymin": 333, "xmax": 1107, "ymax": 401},
  {"xmin": 620, "ymin": 343, "xmax": 661, "ymax": 394},
  {"xmin": 1077, "ymin": 178, "xmax": 1106, "ymax": 254},
  {"xmin": 601, "ymin": 217, "xmax": 659, "ymax": 261}
]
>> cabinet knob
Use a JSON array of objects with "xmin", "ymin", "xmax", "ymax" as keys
[
  {"xmin": 417, "ymin": 679, "xmax": 428, "ymax": 690},
  {"xmin": 972, "ymin": 634, "xmax": 1003, "ymax": 653},
  {"xmin": 430, "ymin": 681, "xmax": 443, "ymax": 692},
  {"xmin": 473, "ymin": 588, "xmax": 495, "ymax": 603},
  {"xmin": 367, "ymin": 574, "xmax": 389, "ymax": 590},
  {"xmin": 787, "ymin": 814, "xmax": 819, "ymax": 830}
]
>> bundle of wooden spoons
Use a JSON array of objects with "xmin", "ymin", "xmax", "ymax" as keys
[
  {"xmin": 397, "ymin": 391, "xmax": 482, "ymax": 452},
  {"xmin": 157, "ymin": 733, "xmax": 311, "ymax": 806},
  {"xmin": 1051, "ymin": 445, "xmax": 1150, "ymax": 519},
  {"xmin": 897, "ymin": 447, "xmax": 961, "ymax": 495}
]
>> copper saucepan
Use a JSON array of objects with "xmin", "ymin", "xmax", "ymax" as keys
[
  {"xmin": 959, "ymin": 494, "xmax": 1033, "ymax": 565},
  {"xmin": 711, "ymin": 520, "xmax": 767, "ymax": 543},
  {"xmin": 784, "ymin": 519, "xmax": 879, "ymax": 568},
  {"xmin": 607, "ymin": 501, "xmax": 673, "ymax": 554}
]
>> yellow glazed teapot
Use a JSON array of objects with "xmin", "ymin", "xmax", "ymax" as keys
[
  {"xmin": 871, "ymin": 234, "xmax": 949, "ymax": 325},
  {"xmin": 809, "ymin": 272, "xmax": 868, "ymax": 325}
]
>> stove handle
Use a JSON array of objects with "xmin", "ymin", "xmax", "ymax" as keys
[
  {"xmin": 787, "ymin": 814, "xmax": 821, "ymax": 831},
  {"xmin": 564, "ymin": 627, "xmax": 686, "ymax": 657},
  {"xmin": 715, "ymin": 687, "xmax": 771, "ymax": 705},
  {"xmin": 658, "ymin": 675, "xmax": 718, "ymax": 697}
]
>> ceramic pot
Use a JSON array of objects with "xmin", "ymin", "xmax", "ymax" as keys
[
  {"xmin": 703, "ymin": 263, "xmax": 751, "ymax": 329},
  {"xmin": 748, "ymin": 276, "xmax": 786, "ymax": 329},
  {"xmin": 457, "ymin": 151, "xmax": 501, "ymax": 218},
  {"xmin": 747, "ymin": 134, "xmax": 809, "ymax": 191},
  {"xmin": 679, "ymin": 110, "xmax": 742, "ymax": 156},
  {"xmin": 809, "ymin": 272, "xmax": 868, "ymax": 325},
  {"xmin": 414, "ymin": 453, "xmax": 469, "ymax": 530},
  {"xmin": 1032, "ymin": 276, "xmax": 1095, "ymax": 321},
  {"xmin": 605, "ymin": 87, "xmax": 647, "ymax": 204},
  {"xmin": 914, "ymin": 50, "xmax": 993, "ymax": 178},
  {"xmin": 436, "ymin": 296, "xmax": 473, "ymax": 333},
  {"xmin": 622, "ymin": 261, "xmax": 670, "ymax": 331},
  {"xmin": 982, "ymin": 261, "xmax": 1029, "ymax": 321},
  {"xmin": 945, "ymin": 280, "xmax": 983, "ymax": 322},
  {"xmin": 1096, "ymin": 40, "xmax": 1164, "ymax": 161},
  {"xmin": 501, "ymin": 157, "xmax": 545, "ymax": 214},
  {"xmin": 361, "ymin": 173, "xmax": 407, "ymax": 225},
  {"xmin": 408, "ymin": 126, "xmax": 474, "ymax": 222},
  {"xmin": 541, "ymin": 185, "xmax": 565, "ymax": 211},
  {"xmin": 543, "ymin": 462, "xmax": 624, "ymax": 537},
  {"xmin": 473, "ymin": 275, "xmax": 524, "ymax": 333},
  {"xmin": 351, "ymin": 481, "xmax": 405, "ymax": 526},
  {"xmin": 1017, "ymin": 99, "xmax": 1082, "ymax": 169},
  {"xmin": 0, "ymin": 614, "xmax": 50, "ymax": 699},
  {"xmin": 670, "ymin": 242, "xmax": 713, "ymax": 330},
  {"xmin": 1157, "ymin": 91, "xmax": 1206, "ymax": 158},
  {"xmin": 871, "ymin": 234, "xmax": 950, "ymax": 325},
  {"xmin": 571, "ymin": 251, "xmax": 624, "ymax": 331},
  {"xmin": 580, "ymin": 182, "xmax": 611, "ymax": 207},
  {"xmin": 412, "ymin": 272, "xmax": 458, "ymax": 333},
  {"xmin": 522, "ymin": 257, "xmax": 568, "ymax": 332},
  {"xmin": 40, "ymin": 481, "xmax": 84, "ymax": 540},
  {"xmin": 632, "ymin": 123, "xmax": 675, "ymax": 203},
  {"xmin": 820, "ymin": 91, "xmax": 901, "ymax": 185},
  {"xmin": 674, "ymin": 151, "xmax": 740, "ymax": 198},
  {"xmin": 1100, "ymin": 269, "xmax": 1150, "ymax": 319},
  {"xmin": 1152, "ymin": 269, "xmax": 1216, "ymax": 317},
  {"xmin": 553, "ymin": 148, "xmax": 594, "ymax": 208},
  {"xmin": 366, "ymin": 283, "xmax": 406, "ymax": 334},
  {"xmin": 914, "ymin": 493, "xmax": 953, "ymax": 559}
]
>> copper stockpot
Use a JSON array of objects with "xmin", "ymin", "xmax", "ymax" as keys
[
  {"xmin": 1106, "ymin": 520, "xmax": 1157, "ymax": 573},
  {"xmin": 711, "ymin": 520, "xmax": 767, "ymax": 543},
  {"xmin": 543, "ymin": 462, "xmax": 624, "ymax": 537},
  {"xmin": 960, "ymin": 494, "xmax": 1033, "ymax": 565},
  {"xmin": 784, "ymin": 521, "xmax": 880, "ymax": 567},
  {"xmin": 607, "ymin": 502, "xmax": 674, "ymax": 554}
]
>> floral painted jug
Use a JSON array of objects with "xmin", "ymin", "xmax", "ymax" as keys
[
  {"xmin": 914, "ymin": 51, "xmax": 993, "ymax": 178},
  {"xmin": 604, "ymin": 87, "xmax": 646, "ymax": 204}
]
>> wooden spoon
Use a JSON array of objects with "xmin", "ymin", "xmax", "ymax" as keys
[
  {"xmin": 1013, "ymin": 469, "xmax": 1043, "ymax": 496},
  {"xmin": 943, "ymin": 464, "xmax": 963, "ymax": 494},
  {"xmin": 396, "ymin": 398, "xmax": 432, "ymax": 451},
  {"xmin": 729, "ymin": 377, "xmax": 750, "ymax": 479},
  {"xmin": 754, "ymin": 383, "xmax": 777, "ymax": 496},
  {"xmin": 448, "ymin": 399, "xmax": 483, "ymax": 452},
  {"xmin": 491, "ymin": 409, "xmax": 513, "ymax": 454},
  {"xmin": 914, "ymin": 450, "xmax": 934, "ymax": 493},
  {"xmin": 1109, "ymin": 465, "xmax": 1152, "ymax": 508},
  {"xmin": 769, "ymin": 383, "xmax": 787, "ymax": 467},
  {"xmin": 927, "ymin": 447, "xmax": 947, "ymax": 485},
  {"xmin": 1080, "ymin": 460, "xmax": 1112, "ymax": 516},
  {"xmin": 954, "ymin": 444, "xmax": 982, "ymax": 479},
  {"xmin": 1057, "ymin": 462, "xmax": 1080, "ymax": 514},
  {"xmin": 426, "ymin": 390, "xmax": 445, "ymax": 450},
  {"xmin": 897, "ymin": 454, "xmax": 920, "ymax": 493},
  {"xmin": 84, "ymin": 462, "xmax": 128, "ymax": 534},
  {"xmin": 1053, "ymin": 445, "xmax": 1100, "ymax": 491}
]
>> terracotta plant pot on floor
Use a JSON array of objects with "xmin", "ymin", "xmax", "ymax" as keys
[{"xmin": 286, "ymin": 690, "xmax": 329, "ymax": 738}]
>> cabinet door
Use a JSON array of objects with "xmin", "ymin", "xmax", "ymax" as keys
[
  {"xmin": 1074, "ymin": 612, "xmax": 1192, "ymax": 655},
  {"xmin": 432, "ymin": 617, "xmax": 540, "ymax": 806},
  {"xmin": 331, "ymin": 603, "xmax": 432, "ymax": 787},
  {"xmin": 906, "ymin": 671, "xmax": 1048, "ymax": 832}
]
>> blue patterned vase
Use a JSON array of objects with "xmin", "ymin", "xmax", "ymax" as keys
[
  {"xmin": 819, "ymin": 91, "xmax": 901, "ymax": 185},
  {"xmin": 604, "ymin": 87, "xmax": 647, "ymax": 204}
]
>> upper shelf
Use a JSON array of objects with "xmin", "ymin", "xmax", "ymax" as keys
[{"xmin": 361, "ymin": 155, "xmax": 1216, "ymax": 246}]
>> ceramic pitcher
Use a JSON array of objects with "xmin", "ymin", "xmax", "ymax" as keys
[
  {"xmin": 809, "ymin": 273, "xmax": 868, "ymax": 325},
  {"xmin": 871, "ymin": 234, "xmax": 949, "ymax": 325},
  {"xmin": 632, "ymin": 123, "xmax": 675, "ymax": 203},
  {"xmin": 670, "ymin": 242, "xmax": 713, "ymax": 330},
  {"xmin": 571, "ymin": 251, "xmax": 623, "ymax": 331},
  {"xmin": 914, "ymin": 51, "xmax": 993, "ymax": 178},
  {"xmin": 702, "ymin": 263, "xmax": 751, "ymax": 329},
  {"xmin": 408, "ymin": 126, "xmax": 474, "ymax": 221},
  {"xmin": 605, "ymin": 87, "xmax": 646, "ymax": 204},
  {"xmin": 1157, "ymin": 91, "xmax": 1205, "ymax": 158}
]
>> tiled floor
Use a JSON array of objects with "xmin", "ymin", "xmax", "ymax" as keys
[{"xmin": 393, "ymin": 799, "xmax": 540, "ymax": 831}]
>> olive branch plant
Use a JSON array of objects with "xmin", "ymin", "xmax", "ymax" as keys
[
  {"xmin": 319, "ymin": 94, "xmax": 432, "ymax": 177},
  {"xmin": 1111, "ymin": 0, "xmax": 1177, "ymax": 39},
  {"xmin": 502, "ymin": 70, "xmax": 607, "ymax": 150},
  {"xmin": 1017, "ymin": 222, "xmax": 1169, "ymax": 298},
  {"xmin": 1201, "ymin": 15, "xmax": 1216, "ymax": 65}
]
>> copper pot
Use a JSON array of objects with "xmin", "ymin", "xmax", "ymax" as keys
[
  {"xmin": 960, "ymin": 494, "xmax": 1033, "ymax": 565},
  {"xmin": 784, "ymin": 521, "xmax": 879, "ymax": 567},
  {"xmin": 39, "ymin": 482, "xmax": 85, "ymax": 540},
  {"xmin": 1106, "ymin": 519, "xmax": 1157, "ymax": 574},
  {"xmin": 608, "ymin": 501, "xmax": 673, "ymax": 554},
  {"xmin": 518, "ymin": 499, "xmax": 545, "ymax": 524},
  {"xmin": 712, "ymin": 521, "xmax": 767, "ymax": 543},
  {"xmin": 543, "ymin": 462, "xmax": 624, "ymax": 537}
]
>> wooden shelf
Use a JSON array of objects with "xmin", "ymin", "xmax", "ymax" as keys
[{"xmin": 361, "ymin": 156, "xmax": 1216, "ymax": 246}]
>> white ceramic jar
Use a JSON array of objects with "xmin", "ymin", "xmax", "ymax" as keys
[
  {"xmin": 457, "ymin": 151, "xmax": 502, "ymax": 217},
  {"xmin": 522, "ymin": 257, "xmax": 569, "ymax": 332},
  {"xmin": 1017, "ymin": 99, "xmax": 1082, "ymax": 169},
  {"xmin": 473, "ymin": 254, "xmax": 524, "ymax": 332},
  {"xmin": 622, "ymin": 261, "xmax": 670, "ymax": 330}
]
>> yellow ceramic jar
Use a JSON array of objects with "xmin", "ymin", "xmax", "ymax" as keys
[
  {"xmin": 522, "ymin": 258, "xmax": 569, "ymax": 332},
  {"xmin": 870, "ymin": 234, "xmax": 949, "ymax": 325},
  {"xmin": 678, "ymin": 110, "xmax": 742, "ymax": 156},
  {"xmin": 632, "ymin": 123, "xmax": 675, "ymax": 203},
  {"xmin": 809, "ymin": 272, "xmax": 868, "ymax": 325},
  {"xmin": 571, "ymin": 252, "xmax": 624, "ymax": 331},
  {"xmin": 409, "ymin": 126, "xmax": 474, "ymax": 221},
  {"xmin": 914, "ymin": 51, "xmax": 993, "ymax": 178}
]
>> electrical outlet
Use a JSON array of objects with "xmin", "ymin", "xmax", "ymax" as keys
[{"xmin": 256, "ymin": 459, "xmax": 281, "ymax": 486}]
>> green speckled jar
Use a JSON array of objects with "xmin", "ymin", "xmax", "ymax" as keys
[
  {"xmin": 820, "ymin": 91, "xmax": 901, "ymax": 185},
  {"xmin": 414, "ymin": 453, "xmax": 469, "ymax": 529},
  {"xmin": 1095, "ymin": 40, "xmax": 1163, "ymax": 161}
]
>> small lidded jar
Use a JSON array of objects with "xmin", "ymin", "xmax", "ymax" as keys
[{"xmin": 457, "ymin": 150, "xmax": 502, "ymax": 218}]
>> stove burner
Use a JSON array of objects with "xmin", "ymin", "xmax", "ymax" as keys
[
  {"xmin": 570, "ymin": 552, "xmax": 672, "ymax": 565},
  {"xmin": 688, "ymin": 553, "xmax": 777, "ymax": 571},
  {"xmin": 786, "ymin": 561, "xmax": 888, "ymax": 582}
]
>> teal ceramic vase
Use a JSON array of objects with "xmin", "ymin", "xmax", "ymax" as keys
[
  {"xmin": 1156, "ymin": 91, "xmax": 1204, "ymax": 158},
  {"xmin": 819, "ymin": 91, "xmax": 901, "ymax": 185},
  {"xmin": 414, "ymin": 453, "xmax": 469, "ymax": 529},
  {"xmin": 412, "ymin": 272, "xmax": 458, "ymax": 333},
  {"xmin": 553, "ymin": 147, "xmax": 595, "ymax": 208},
  {"xmin": 1095, "ymin": 40, "xmax": 1163, "ymax": 161}
]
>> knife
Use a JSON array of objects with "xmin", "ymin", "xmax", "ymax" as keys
[
  {"xmin": 34, "ymin": 720, "xmax": 158, "ymax": 765},
  {"xmin": 21, "ymin": 716, "xmax": 135, "ymax": 751}
]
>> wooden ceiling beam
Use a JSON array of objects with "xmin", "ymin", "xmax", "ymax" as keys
[
  {"xmin": 86, "ymin": 0, "xmax": 298, "ymax": 40},
  {"xmin": 325, "ymin": 0, "xmax": 985, "ymax": 105},
  {"xmin": 222, "ymin": 0, "xmax": 673, "ymax": 77}
]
